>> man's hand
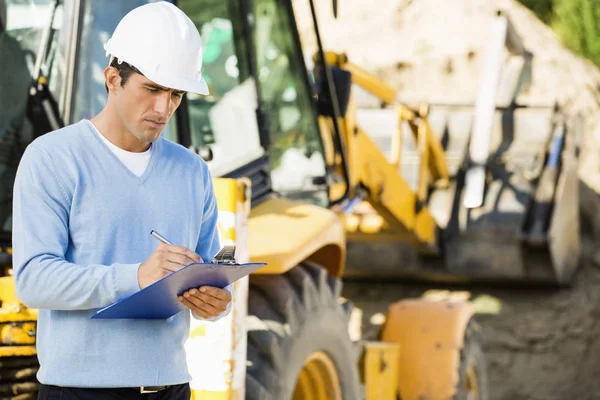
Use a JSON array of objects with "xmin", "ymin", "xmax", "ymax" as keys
[
  {"xmin": 138, "ymin": 244, "xmax": 201, "ymax": 289},
  {"xmin": 179, "ymin": 286, "xmax": 232, "ymax": 319}
]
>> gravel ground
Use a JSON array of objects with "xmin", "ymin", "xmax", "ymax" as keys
[{"xmin": 342, "ymin": 227, "xmax": 600, "ymax": 400}]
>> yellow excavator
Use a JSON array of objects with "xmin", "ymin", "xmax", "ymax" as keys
[
  {"xmin": 317, "ymin": 9, "xmax": 580, "ymax": 285},
  {"xmin": 0, "ymin": 0, "xmax": 580, "ymax": 399}
]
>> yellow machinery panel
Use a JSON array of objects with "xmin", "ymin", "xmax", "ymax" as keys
[
  {"xmin": 361, "ymin": 342, "xmax": 400, "ymax": 400},
  {"xmin": 379, "ymin": 295, "xmax": 474, "ymax": 400},
  {"xmin": 0, "ymin": 276, "xmax": 37, "ymax": 357},
  {"xmin": 188, "ymin": 177, "xmax": 252, "ymax": 400},
  {"xmin": 247, "ymin": 197, "xmax": 346, "ymax": 278},
  {"xmin": 315, "ymin": 51, "xmax": 450, "ymax": 252}
]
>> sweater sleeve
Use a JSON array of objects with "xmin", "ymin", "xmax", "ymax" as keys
[
  {"xmin": 12, "ymin": 146, "xmax": 141, "ymax": 311},
  {"xmin": 192, "ymin": 164, "xmax": 233, "ymax": 322}
]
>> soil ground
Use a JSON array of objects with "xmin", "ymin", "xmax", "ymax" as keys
[{"xmin": 342, "ymin": 232, "xmax": 600, "ymax": 400}]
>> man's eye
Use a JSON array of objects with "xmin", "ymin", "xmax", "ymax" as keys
[
  {"xmin": 173, "ymin": 92, "xmax": 183, "ymax": 98},
  {"xmin": 147, "ymin": 88, "xmax": 158, "ymax": 93}
]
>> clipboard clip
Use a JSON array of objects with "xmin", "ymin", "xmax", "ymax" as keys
[{"xmin": 211, "ymin": 245, "xmax": 237, "ymax": 264}]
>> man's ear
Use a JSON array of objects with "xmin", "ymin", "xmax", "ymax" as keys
[{"xmin": 104, "ymin": 66, "xmax": 121, "ymax": 95}]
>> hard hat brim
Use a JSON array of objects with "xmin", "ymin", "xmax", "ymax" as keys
[{"xmin": 135, "ymin": 64, "xmax": 210, "ymax": 95}]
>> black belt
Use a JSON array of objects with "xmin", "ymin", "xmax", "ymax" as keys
[{"xmin": 139, "ymin": 386, "xmax": 170, "ymax": 394}]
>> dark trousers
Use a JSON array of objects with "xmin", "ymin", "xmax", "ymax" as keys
[{"xmin": 38, "ymin": 383, "xmax": 191, "ymax": 400}]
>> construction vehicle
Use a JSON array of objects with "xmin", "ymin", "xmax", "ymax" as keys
[
  {"xmin": 0, "ymin": 0, "xmax": 581, "ymax": 399},
  {"xmin": 325, "ymin": 10, "xmax": 581, "ymax": 286}
]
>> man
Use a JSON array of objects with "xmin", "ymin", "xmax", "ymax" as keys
[{"xmin": 12, "ymin": 2, "xmax": 232, "ymax": 399}]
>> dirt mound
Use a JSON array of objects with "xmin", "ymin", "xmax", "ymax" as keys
[{"xmin": 293, "ymin": 0, "xmax": 600, "ymax": 193}]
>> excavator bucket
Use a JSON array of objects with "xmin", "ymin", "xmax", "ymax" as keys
[
  {"xmin": 441, "ymin": 106, "xmax": 580, "ymax": 285},
  {"xmin": 343, "ymin": 11, "xmax": 581, "ymax": 286}
]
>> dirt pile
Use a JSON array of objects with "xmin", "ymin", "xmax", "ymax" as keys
[{"xmin": 292, "ymin": 0, "xmax": 600, "ymax": 195}]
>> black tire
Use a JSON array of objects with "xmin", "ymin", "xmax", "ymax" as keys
[
  {"xmin": 245, "ymin": 261, "xmax": 361, "ymax": 400},
  {"xmin": 453, "ymin": 321, "xmax": 489, "ymax": 400}
]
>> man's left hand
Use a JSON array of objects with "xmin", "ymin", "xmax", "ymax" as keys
[{"xmin": 179, "ymin": 286, "xmax": 232, "ymax": 319}]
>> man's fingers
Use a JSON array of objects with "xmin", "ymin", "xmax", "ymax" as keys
[
  {"xmin": 188, "ymin": 289, "xmax": 227, "ymax": 312},
  {"xmin": 198, "ymin": 294, "xmax": 228, "ymax": 311},
  {"xmin": 180, "ymin": 291, "xmax": 223, "ymax": 315},
  {"xmin": 167, "ymin": 245, "xmax": 201, "ymax": 263},
  {"xmin": 160, "ymin": 260, "xmax": 185, "ymax": 273},
  {"xmin": 164, "ymin": 252, "xmax": 195, "ymax": 268},
  {"xmin": 179, "ymin": 297, "xmax": 211, "ymax": 319},
  {"xmin": 199, "ymin": 286, "xmax": 231, "ymax": 300},
  {"xmin": 181, "ymin": 291, "xmax": 204, "ymax": 309}
]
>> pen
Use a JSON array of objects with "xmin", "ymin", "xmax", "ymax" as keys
[{"xmin": 150, "ymin": 230, "xmax": 172, "ymax": 245}]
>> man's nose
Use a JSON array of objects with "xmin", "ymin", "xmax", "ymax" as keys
[{"xmin": 153, "ymin": 92, "xmax": 172, "ymax": 116}]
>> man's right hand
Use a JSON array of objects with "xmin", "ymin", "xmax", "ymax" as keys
[{"xmin": 138, "ymin": 244, "xmax": 202, "ymax": 289}]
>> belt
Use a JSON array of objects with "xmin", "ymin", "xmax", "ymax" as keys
[{"xmin": 140, "ymin": 386, "xmax": 170, "ymax": 394}]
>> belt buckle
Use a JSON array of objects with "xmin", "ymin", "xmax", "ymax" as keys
[{"xmin": 140, "ymin": 386, "xmax": 160, "ymax": 394}]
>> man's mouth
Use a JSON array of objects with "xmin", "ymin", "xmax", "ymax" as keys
[{"xmin": 145, "ymin": 119, "xmax": 166, "ymax": 128}]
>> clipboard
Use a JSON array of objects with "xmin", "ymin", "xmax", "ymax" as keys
[{"xmin": 92, "ymin": 246, "xmax": 266, "ymax": 320}]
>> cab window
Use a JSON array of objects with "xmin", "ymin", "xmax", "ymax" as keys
[
  {"xmin": 179, "ymin": 0, "xmax": 264, "ymax": 177},
  {"xmin": 0, "ymin": 0, "xmax": 68, "ymax": 239},
  {"xmin": 254, "ymin": 0, "xmax": 328, "ymax": 206}
]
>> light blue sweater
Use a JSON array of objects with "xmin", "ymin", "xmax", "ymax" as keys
[{"xmin": 12, "ymin": 120, "xmax": 228, "ymax": 387}]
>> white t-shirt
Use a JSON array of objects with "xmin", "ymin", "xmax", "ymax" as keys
[{"xmin": 91, "ymin": 124, "xmax": 152, "ymax": 177}]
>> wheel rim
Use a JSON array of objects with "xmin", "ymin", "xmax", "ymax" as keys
[
  {"xmin": 292, "ymin": 351, "xmax": 342, "ymax": 400},
  {"xmin": 465, "ymin": 364, "xmax": 479, "ymax": 400}
]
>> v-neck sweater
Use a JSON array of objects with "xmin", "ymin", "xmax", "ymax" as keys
[
  {"xmin": 12, "ymin": 119, "xmax": 222, "ymax": 387},
  {"xmin": 90, "ymin": 122, "xmax": 153, "ymax": 177}
]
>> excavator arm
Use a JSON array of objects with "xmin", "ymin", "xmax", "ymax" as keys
[{"xmin": 316, "ymin": 51, "xmax": 451, "ymax": 251}]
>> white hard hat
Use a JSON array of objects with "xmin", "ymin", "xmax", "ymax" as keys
[{"xmin": 104, "ymin": 1, "xmax": 209, "ymax": 95}]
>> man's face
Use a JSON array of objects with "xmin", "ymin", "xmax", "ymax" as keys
[{"xmin": 110, "ymin": 71, "xmax": 184, "ymax": 144}]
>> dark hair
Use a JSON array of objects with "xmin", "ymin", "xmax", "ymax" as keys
[{"xmin": 104, "ymin": 57, "xmax": 144, "ymax": 93}]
